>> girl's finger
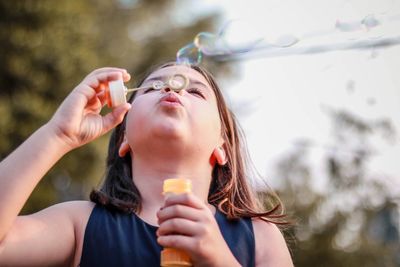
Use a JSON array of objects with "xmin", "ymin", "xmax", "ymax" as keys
[
  {"xmin": 122, "ymin": 72, "xmax": 131, "ymax": 82},
  {"xmin": 163, "ymin": 193, "xmax": 205, "ymax": 210},
  {"xmin": 85, "ymin": 94, "xmax": 102, "ymax": 112},
  {"xmin": 157, "ymin": 218, "xmax": 198, "ymax": 237},
  {"xmin": 157, "ymin": 235, "xmax": 194, "ymax": 252},
  {"xmin": 85, "ymin": 71, "xmax": 124, "ymax": 91},
  {"xmin": 101, "ymin": 103, "xmax": 131, "ymax": 133},
  {"xmin": 157, "ymin": 204, "xmax": 201, "ymax": 224},
  {"xmin": 96, "ymin": 91, "xmax": 107, "ymax": 107},
  {"xmin": 90, "ymin": 68, "xmax": 131, "ymax": 83},
  {"xmin": 84, "ymin": 70, "xmax": 131, "ymax": 91},
  {"xmin": 90, "ymin": 67, "xmax": 128, "ymax": 76}
]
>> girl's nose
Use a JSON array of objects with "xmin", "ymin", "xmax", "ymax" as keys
[{"xmin": 161, "ymin": 86, "xmax": 184, "ymax": 95}]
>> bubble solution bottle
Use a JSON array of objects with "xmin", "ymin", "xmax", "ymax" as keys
[{"xmin": 161, "ymin": 178, "xmax": 193, "ymax": 267}]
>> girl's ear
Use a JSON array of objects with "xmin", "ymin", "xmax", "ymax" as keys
[
  {"xmin": 118, "ymin": 136, "xmax": 131, "ymax": 157},
  {"xmin": 212, "ymin": 146, "xmax": 227, "ymax": 166}
]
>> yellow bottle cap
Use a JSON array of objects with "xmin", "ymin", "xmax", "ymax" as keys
[{"xmin": 163, "ymin": 178, "xmax": 192, "ymax": 194}]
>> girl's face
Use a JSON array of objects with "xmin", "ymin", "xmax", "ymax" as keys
[{"xmin": 125, "ymin": 65, "xmax": 223, "ymax": 156}]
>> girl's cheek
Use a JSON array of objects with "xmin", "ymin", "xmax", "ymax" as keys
[{"xmin": 196, "ymin": 109, "xmax": 221, "ymax": 136}]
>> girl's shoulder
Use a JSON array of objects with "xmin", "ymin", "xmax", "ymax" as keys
[
  {"xmin": 51, "ymin": 200, "xmax": 95, "ymax": 238},
  {"xmin": 43, "ymin": 200, "xmax": 95, "ymax": 226},
  {"xmin": 60, "ymin": 200, "xmax": 95, "ymax": 222},
  {"xmin": 49, "ymin": 200, "xmax": 95, "ymax": 267},
  {"xmin": 252, "ymin": 218, "xmax": 294, "ymax": 266},
  {"xmin": 0, "ymin": 201, "xmax": 95, "ymax": 267},
  {"xmin": 57, "ymin": 200, "xmax": 95, "ymax": 214}
]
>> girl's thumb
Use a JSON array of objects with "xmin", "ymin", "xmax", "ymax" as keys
[{"xmin": 102, "ymin": 103, "xmax": 131, "ymax": 133}]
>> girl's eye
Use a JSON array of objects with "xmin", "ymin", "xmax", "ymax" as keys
[
  {"xmin": 143, "ymin": 88, "xmax": 155, "ymax": 94},
  {"xmin": 187, "ymin": 88, "xmax": 205, "ymax": 98}
]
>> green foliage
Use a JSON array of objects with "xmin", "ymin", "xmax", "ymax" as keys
[
  {"xmin": 274, "ymin": 108, "xmax": 400, "ymax": 266},
  {"xmin": 0, "ymin": 0, "xmax": 222, "ymax": 213}
]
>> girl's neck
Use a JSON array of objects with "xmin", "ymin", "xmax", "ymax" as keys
[{"xmin": 131, "ymin": 155, "xmax": 213, "ymax": 225}]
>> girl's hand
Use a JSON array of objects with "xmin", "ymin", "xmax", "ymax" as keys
[
  {"xmin": 47, "ymin": 68, "xmax": 131, "ymax": 150},
  {"xmin": 157, "ymin": 194, "xmax": 241, "ymax": 267}
]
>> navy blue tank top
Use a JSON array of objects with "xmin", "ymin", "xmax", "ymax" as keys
[{"xmin": 80, "ymin": 204, "xmax": 255, "ymax": 267}]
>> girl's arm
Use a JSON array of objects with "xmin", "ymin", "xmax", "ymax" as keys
[
  {"xmin": 0, "ymin": 68, "xmax": 131, "ymax": 266},
  {"xmin": 253, "ymin": 219, "xmax": 294, "ymax": 267}
]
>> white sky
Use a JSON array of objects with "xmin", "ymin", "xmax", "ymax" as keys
[{"xmin": 189, "ymin": 0, "xmax": 400, "ymax": 190}]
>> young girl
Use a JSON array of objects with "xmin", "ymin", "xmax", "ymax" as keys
[{"xmin": 0, "ymin": 63, "xmax": 293, "ymax": 267}]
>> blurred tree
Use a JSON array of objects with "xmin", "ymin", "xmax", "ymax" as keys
[
  {"xmin": 273, "ymin": 107, "xmax": 400, "ymax": 266},
  {"xmin": 0, "ymin": 0, "xmax": 227, "ymax": 213}
]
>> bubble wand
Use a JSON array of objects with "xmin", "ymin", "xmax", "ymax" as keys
[{"xmin": 104, "ymin": 73, "xmax": 189, "ymax": 108}]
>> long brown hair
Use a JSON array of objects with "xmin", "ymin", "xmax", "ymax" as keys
[{"xmin": 90, "ymin": 62, "xmax": 287, "ymax": 224}]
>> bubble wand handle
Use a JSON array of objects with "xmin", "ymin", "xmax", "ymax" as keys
[{"xmin": 125, "ymin": 85, "xmax": 153, "ymax": 93}]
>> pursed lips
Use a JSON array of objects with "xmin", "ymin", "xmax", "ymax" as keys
[{"xmin": 159, "ymin": 93, "xmax": 183, "ymax": 106}]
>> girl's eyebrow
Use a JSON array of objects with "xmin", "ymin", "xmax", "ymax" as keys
[
  {"xmin": 143, "ymin": 76, "xmax": 166, "ymax": 84},
  {"xmin": 190, "ymin": 80, "xmax": 208, "ymax": 88}
]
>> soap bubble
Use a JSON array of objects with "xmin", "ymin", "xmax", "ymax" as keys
[
  {"xmin": 176, "ymin": 19, "xmax": 298, "ymax": 65},
  {"xmin": 176, "ymin": 12, "xmax": 400, "ymax": 64},
  {"xmin": 176, "ymin": 43, "xmax": 202, "ymax": 65}
]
